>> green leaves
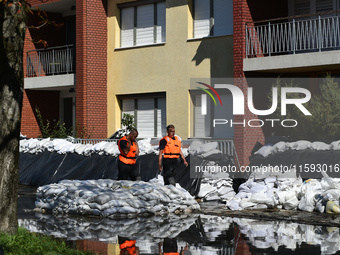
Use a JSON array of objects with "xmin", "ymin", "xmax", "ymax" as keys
[
  {"xmin": 121, "ymin": 113, "xmax": 136, "ymax": 133},
  {"xmin": 268, "ymin": 75, "xmax": 340, "ymax": 142},
  {"xmin": 0, "ymin": 227, "xmax": 94, "ymax": 255}
]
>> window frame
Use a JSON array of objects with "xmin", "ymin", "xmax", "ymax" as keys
[
  {"xmin": 119, "ymin": 0, "xmax": 166, "ymax": 48},
  {"xmin": 192, "ymin": 0, "xmax": 233, "ymax": 39},
  {"xmin": 119, "ymin": 93, "xmax": 166, "ymax": 138},
  {"xmin": 288, "ymin": 0, "xmax": 340, "ymax": 17}
]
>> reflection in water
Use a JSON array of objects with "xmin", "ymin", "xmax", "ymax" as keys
[
  {"xmin": 19, "ymin": 213, "xmax": 197, "ymax": 242},
  {"xmin": 18, "ymin": 213, "xmax": 340, "ymax": 255},
  {"xmin": 236, "ymin": 218, "xmax": 340, "ymax": 255}
]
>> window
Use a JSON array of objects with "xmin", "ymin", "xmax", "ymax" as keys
[
  {"xmin": 193, "ymin": 0, "xmax": 233, "ymax": 38},
  {"xmin": 121, "ymin": 96, "xmax": 166, "ymax": 138},
  {"xmin": 192, "ymin": 92, "xmax": 234, "ymax": 138},
  {"xmin": 289, "ymin": 0, "xmax": 339, "ymax": 17},
  {"xmin": 120, "ymin": 1, "xmax": 166, "ymax": 48}
]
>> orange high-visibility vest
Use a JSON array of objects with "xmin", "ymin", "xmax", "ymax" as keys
[
  {"xmin": 120, "ymin": 240, "xmax": 137, "ymax": 255},
  {"xmin": 161, "ymin": 136, "xmax": 181, "ymax": 159},
  {"xmin": 164, "ymin": 253, "xmax": 179, "ymax": 255},
  {"xmin": 118, "ymin": 136, "xmax": 137, "ymax": 164}
]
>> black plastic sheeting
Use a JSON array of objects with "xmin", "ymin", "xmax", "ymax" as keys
[
  {"xmin": 20, "ymin": 152, "xmax": 117, "ymax": 186},
  {"xmin": 19, "ymin": 152, "xmax": 207, "ymax": 195},
  {"xmin": 19, "ymin": 151, "xmax": 239, "ymax": 196},
  {"xmin": 19, "ymin": 152, "xmax": 167, "ymax": 186},
  {"xmin": 250, "ymin": 149, "xmax": 340, "ymax": 180}
]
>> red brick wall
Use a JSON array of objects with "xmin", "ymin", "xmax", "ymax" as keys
[
  {"xmin": 77, "ymin": 240, "xmax": 108, "ymax": 255},
  {"xmin": 233, "ymin": 0, "xmax": 265, "ymax": 166},
  {"xmin": 21, "ymin": 90, "xmax": 60, "ymax": 138},
  {"xmin": 23, "ymin": 0, "xmax": 108, "ymax": 139},
  {"xmin": 22, "ymin": 1, "xmax": 66, "ymax": 137},
  {"xmin": 23, "ymin": 28, "xmax": 35, "ymax": 78},
  {"xmin": 76, "ymin": 0, "xmax": 107, "ymax": 139},
  {"xmin": 234, "ymin": 227, "xmax": 251, "ymax": 255}
]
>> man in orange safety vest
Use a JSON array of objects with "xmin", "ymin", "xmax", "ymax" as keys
[
  {"xmin": 118, "ymin": 129, "xmax": 141, "ymax": 181},
  {"xmin": 158, "ymin": 125, "xmax": 188, "ymax": 185}
]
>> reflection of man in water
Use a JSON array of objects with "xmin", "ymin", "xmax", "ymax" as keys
[
  {"xmin": 119, "ymin": 237, "xmax": 139, "ymax": 255},
  {"xmin": 159, "ymin": 237, "xmax": 189, "ymax": 255}
]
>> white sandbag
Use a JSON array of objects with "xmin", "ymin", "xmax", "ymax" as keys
[
  {"xmin": 322, "ymin": 177, "xmax": 340, "ymax": 190},
  {"xmin": 199, "ymin": 142, "xmax": 218, "ymax": 154},
  {"xmin": 322, "ymin": 189, "xmax": 340, "ymax": 201},
  {"xmin": 289, "ymin": 140, "xmax": 311, "ymax": 150},
  {"xmin": 35, "ymin": 201, "xmax": 53, "ymax": 210},
  {"xmin": 266, "ymin": 182, "xmax": 275, "ymax": 189},
  {"xmin": 249, "ymin": 182, "xmax": 268, "ymax": 194},
  {"xmin": 220, "ymin": 192, "xmax": 235, "ymax": 200},
  {"xmin": 200, "ymin": 149, "xmax": 222, "ymax": 158},
  {"xmin": 298, "ymin": 185, "xmax": 318, "ymax": 212},
  {"xmin": 252, "ymin": 204, "xmax": 268, "ymax": 209},
  {"xmin": 283, "ymin": 196, "xmax": 299, "ymax": 210},
  {"xmin": 132, "ymin": 187, "xmax": 153, "ymax": 196},
  {"xmin": 181, "ymin": 148, "xmax": 189, "ymax": 157},
  {"xmin": 188, "ymin": 140, "xmax": 203, "ymax": 155},
  {"xmin": 83, "ymin": 145, "xmax": 94, "ymax": 156},
  {"xmin": 264, "ymin": 177, "xmax": 276, "ymax": 184},
  {"xmin": 217, "ymin": 186, "xmax": 234, "ymax": 196},
  {"xmin": 197, "ymin": 183, "xmax": 216, "ymax": 198},
  {"xmin": 311, "ymin": 141, "xmax": 331, "ymax": 150},
  {"xmin": 226, "ymin": 199, "xmax": 242, "ymax": 210},
  {"xmin": 93, "ymin": 194, "xmax": 115, "ymax": 205},
  {"xmin": 238, "ymin": 182, "xmax": 250, "ymax": 192},
  {"xmin": 249, "ymin": 193, "xmax": 274, "ymax": 206},
  {"xmin": 273, "ymin": 141, "xmax": 289, "ymax": 152},
  {"xmin": 44, "ymin": 187, "xmax": 67, "ymax": 197},
  {"xmin": 28, "ymin": 139, "xmax": 40, "ymax": 150},
  {"xmin": 204, "ymin": 194, "xmax": 221, "ymax": 201},
  {"xmin": 74, "ymin": 144, "xmax": 89, "ymax": 155},
  {"xmin": 102, "ymin": 207, "xmax": 119, "ymax": 217},
  {"xmin": 235, "ymin": 191, "xmax": 250, "ymax": 198},
  {"xmin": 275, "ymin": 190, "xmax": 296, "ymax": 204},
  {"xmin": 103, "ymin": 142, "xmax": 119, "ymax": 155},
  {"xmin": 35, "ymin": 179, "xmax": 200, "ymax": 217},
  {"xmin": 330, "ymin": 140, "xmax": 340, "ymax": 150},
  {"xmin": 92, "ymin": 141, "xmax": 109, "ymax": 152},
  {"xmin": 249, "ymin": 170, "xmax": 271, "ymax": 180},
  {"xmin": 57, "ymin": 142, "xmax": 75, "ymax": 154},
  {"xmin": 240, "ymin": 199, "xmax": 257, "ymax": 209},
  {"xmin": 254, "ymin": 145, "xmax": 273, "ymax": 157},
  {"xmin": 118, "ymin": 206, "xmax": 138, "ymax": 214}
]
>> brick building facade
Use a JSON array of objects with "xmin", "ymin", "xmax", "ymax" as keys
[{"xmin": 22, "ymin": 0, "xmax": 107, "ymax": 139}]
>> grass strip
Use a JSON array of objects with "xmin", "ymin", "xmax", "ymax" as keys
[{"xmin": 0, "ymin": 227, "xmax": 95, "ymax": 255}]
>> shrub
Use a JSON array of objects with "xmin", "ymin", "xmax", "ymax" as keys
[
  {"xmin": 268, "ymin": 75, "xmax": 340, "ymax": 142},
  {"xmin": 0, "ymin": 227, "xmax": 94, "ymax": 255},
  {"xmin": 35, "ymin": 107, "xmax": 92, "ymax": 138}
]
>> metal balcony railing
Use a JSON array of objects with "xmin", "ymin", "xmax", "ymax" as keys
[
  {"xmin": 26, "ymin": 44, "xmax": 75, "ymax": 77},
  {"xmin": 246, "ymin": 12, "xmax": 340, "ymax": 58}
]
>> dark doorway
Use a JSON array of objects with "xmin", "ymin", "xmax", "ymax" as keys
[{"xmin": 63, "ymin": 97, "xmax": 73, "ymax": 130}]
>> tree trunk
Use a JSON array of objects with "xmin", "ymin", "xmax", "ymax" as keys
[{"xmin": 0, "ymin": 1, "xmax": 27, "ymax": 234}]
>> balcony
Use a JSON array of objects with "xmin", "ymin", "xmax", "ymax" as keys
[
  {"xmin": 244, "ymin": 12, "xmax": 340, "ymax": 72},
  {"xmin": 25, "ymin": 44, "xmax": 75, "ymax": 89}
]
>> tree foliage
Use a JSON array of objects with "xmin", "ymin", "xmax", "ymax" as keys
[
  {"xmin": 268, "ymin": 75, "xmax": 340, "ymax": 142},
  {"xmin": 35, "ymin": 107, "xmax": 93, "ymax": 139},
  {"xmin": 121, "ymin": 113, "xmax": 136, "ymax": 133},
  {"xmin": 111, "ymin": 114, "xmax": 136, "ymax": 139}
]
